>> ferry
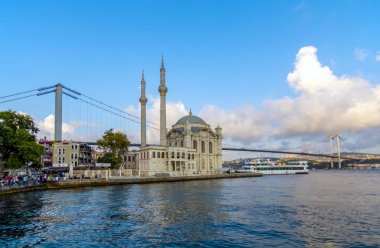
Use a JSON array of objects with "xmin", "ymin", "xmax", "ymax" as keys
[{"xmin": 236, "ymin": 159, "xmax": 309, "ymax": 175}]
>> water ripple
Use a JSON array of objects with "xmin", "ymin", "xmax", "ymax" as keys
[{"xmin": 1, "ymin": 170, "xmax": 380, "ymax": 247}]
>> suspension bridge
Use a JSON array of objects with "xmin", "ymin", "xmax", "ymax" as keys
[{"xmin": 0, "ymin": 83, "xmax": 365, "ymax": 162}]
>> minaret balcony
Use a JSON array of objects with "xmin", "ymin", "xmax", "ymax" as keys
[
  {"xmin": 139, "ymin": 97, "xmax": 148, "ymax": 104},
  {"xmin": 158, "ymin": 85, "xmax": 168, "ymax": 93}
]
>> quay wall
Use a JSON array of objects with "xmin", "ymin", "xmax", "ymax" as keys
[
  {"xmin": 0, "ymin": 184, "xmax": 47, "ymax": 195},
  {"xmin": 47, "ymin": 173, "xmax": 263, "ymax": 189},
  {"xmin": 71, "ymin": 169, "xmax": 134, "ymax": 178},
  {"xmin": 1, "ymin": 173, "xmax": 262, "ymax": 194}
]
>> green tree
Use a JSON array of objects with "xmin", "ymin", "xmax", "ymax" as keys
[
  {"xmin": 96, "ymin": 129, "xmax": 130, "ymax": 169},
  {"xmin": 0, "ymin": 110, "xmax": 44, "ymax": 175},
  {"xmin": 97, "ymin": 152, "xmax": 115, "ymax": 167}
]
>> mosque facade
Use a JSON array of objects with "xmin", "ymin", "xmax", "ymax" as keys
[{"xmin": 135, "ymin": 57, "xmax": 223, "ymax": 176}]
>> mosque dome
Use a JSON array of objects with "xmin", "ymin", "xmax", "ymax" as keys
[{"xmin": 175, "ymin": 114, "xmax": 206, "ymax": 125}]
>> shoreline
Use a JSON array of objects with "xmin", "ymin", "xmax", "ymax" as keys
[
  {"xmin": 0, "ymin": 172, "xmax": 262, "ymax": 195},
  {"xmin": 0, "ymin": 184, "xmax": 47, "ymax": 195}
]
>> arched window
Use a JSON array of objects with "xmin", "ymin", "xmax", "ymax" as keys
[
  {"xmin": 172, "ymin": 152, "xmax": 175, "ymax": 158},
  {"xmin": 192, "ymin": 154, "xmax": 194, "ymax": 160},
  {"xmin": 177, "ymin": 152, "xmax": 180, "ymax": 159},
  {"xmin": 162, "ymin": 152, "xmax": 165, "ymax": 158},
  {"xmin": 188, "ymin": 154, "xmax": 191, "ymax": 160},
  {"xmin": 182, "ymin": 152, "xmax": 185, "ymax": 159},
  {"xmin": 209, "ymin": 142, "xmax": 213, "ymax": 153},
  {"xmin": 201, "ymin": 141, "xmax": 205, "ymax": 153},
  {"xmin": 157, "ymin": 152, "xmax": 160, "ymax": 158},
  {"xmin": 193, "ymin": 140, "xmax": 197, "ymax": 150},
  {"xmin": 152, "ymin": 152, "xmax": 156, "ymax": 158}
]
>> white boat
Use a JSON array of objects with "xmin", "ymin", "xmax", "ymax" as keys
[{"xmin": 236, "ymin": 159, "xmax": 309, "ymax": 175}]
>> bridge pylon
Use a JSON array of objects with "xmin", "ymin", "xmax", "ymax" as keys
[{"xmin": 54, "ymin": 84, "xmax": 63, "ymax": 141}]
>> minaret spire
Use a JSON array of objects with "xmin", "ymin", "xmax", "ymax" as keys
[
  {"xmin": 139, "ymin": 70, "xmax": 148, "ymax": 147},
  {"xmin": 160, "ymin": 54, "xmax": 166, "ymax": 86},
  {"xmin": 159, "ymin": 55, "xmax": 168, "ymax": 146}
]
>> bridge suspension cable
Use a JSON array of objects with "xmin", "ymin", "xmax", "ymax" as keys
[
  {"xmin": 1, "ymin": 84, "xmax": 160, "ymax": 129},
  {"xmin": 223, "ymin": 143, "xmax": 309, "ymax": 152},
  {"xmin": 0, "ymin": 85, "xmax": 58, "ymax": 104},
  {"xmin": 60, "ymin": 84, "xmax": 158, "ymax": 130},
  {"xmin": 0, "ymin": 92, "xmax": 39, "ymax": 104},
  {"xmin": 75, "ymin": 97, "xmax": 159, "ymax": 130},
  {"xmin": 80, "ymin": 93, "xmax": 159, "ymax": 127},
  {"xmin": 0, "ymin": 89, "xmax": 38, "ymax": 99},
  {"xmin": 58, "ymin": 85, "xmax": 159, "ymax": 129}
]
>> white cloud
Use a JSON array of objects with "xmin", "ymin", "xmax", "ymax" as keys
[
  {"xmin": 199, "ymin": 46, "xmax": 380, "ymax": 151},
  {"xmin": 126, "ymin": 97, "xmax": 188, "ymax": 144},
  {"xmin": 33, "ymin": 46, "xmax": 380, "ymax": 154},
  {"xmin": 354, "ymin": 48, "xmax": 369, "ymax": 61},
  {"xmin": 376, "ymin": 52, "xmax": 380, "ymax": 62},
  {"xmin": 16, "ymin": 111, "xmax": 29, "ymax": 116},
  {"xmin": 37, "ymin": 114, "xmax": 75, "ymax": 140},
  {"xmin": 124, "ymin": 47, "xmax": 380, "ymax": 153},
  {"xmin": 36, "ymin": 115, "xmax": 101, "ymax": 141}
]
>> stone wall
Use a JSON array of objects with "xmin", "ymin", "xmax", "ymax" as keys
[{"xmin": 70, "ymin": 169, "xmax": 134, "ymax": 179}]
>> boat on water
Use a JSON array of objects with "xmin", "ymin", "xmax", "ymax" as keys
[{"xmin": 236, "ymin": 159, "xmax": 309, "ymax": 175}]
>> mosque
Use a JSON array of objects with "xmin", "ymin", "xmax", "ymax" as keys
[{"xmin": 130, "ymin": 57, "xmax": 223, "ymax": 176}]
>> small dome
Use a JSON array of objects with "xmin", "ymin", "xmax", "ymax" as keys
[{"xmin": 176, "ymin": 115, "xmax": 206, "ymax": 125}]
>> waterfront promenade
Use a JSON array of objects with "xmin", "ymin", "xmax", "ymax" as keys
[{"xmin": 0, "ymin": 172, "xmax": 262, "ymax": 195}]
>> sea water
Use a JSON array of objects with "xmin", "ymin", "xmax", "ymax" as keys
[{"xmin": 1, "ymin": 170, "xmax": 379, "ymax": 247}]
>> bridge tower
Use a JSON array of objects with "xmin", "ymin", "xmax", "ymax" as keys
[
  {"xmin": 54, "ymin": 84, "xmax": 63, "ymax": 141},
  {"xmin": 336, "ymin": 135, "xmax": 342, "ymax": 169},
  {"xmin": 329, "ymin": 135, "xmax": 335, "ymax": 169}
]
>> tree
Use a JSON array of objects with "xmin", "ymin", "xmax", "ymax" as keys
[
  {"xmin": 97, "ymin": 152, "xmax": 115, "ymax": 167},
  {"xmin": 96, "ymin": 129, "xmax": 130, "ymax": 169},
  {"xmin": 0, "ymin": 110, "xmax": 44, "ymax": 175}
]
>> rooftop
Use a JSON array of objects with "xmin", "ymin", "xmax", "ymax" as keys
[{"xmin": 175, "ymin": 114, "xmax": 207, "ymax": 125}]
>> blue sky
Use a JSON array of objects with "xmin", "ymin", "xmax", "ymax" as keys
[{"xmin": 1, "ymin": 0, "xmax": 380, "ymax": 155}]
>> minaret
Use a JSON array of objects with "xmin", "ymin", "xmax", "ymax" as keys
[
  {"xmin": 215, "ymin": 124, "xmax": 223, "ymax": 168},
  {"xmin": 158, "ymin": 55, "xmax": 168, "ymax": 146},
  {"xmin": 139, "ymin": 71, "xmax": 148, "ymax": 147},
  {"xmin": 184, "ymin": 109, "xmax": 192, "ymax": 148}
]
